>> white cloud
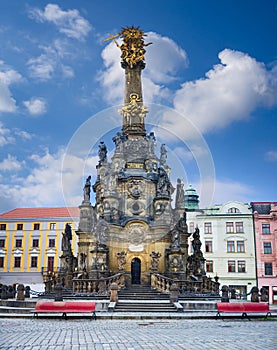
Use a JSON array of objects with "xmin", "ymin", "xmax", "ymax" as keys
[
  {"xmin": 0, "ymin": 154, "xmax": 24, "ymax": 172},
  {"xmin": 27, "ymin": 53, "xmax": 55, "ymax": 80},
  {"xmin": 0, "ymin": 148, "xmax": 98, "ymax": 210},
  {"xmin": 265, "ymin": 150, "xmax": 277, "ymax": 162},
  {"xmin": 29, "ymin": 4, "xmax": 92, "ymax": 40},
  {"xmin": 27, "ymin": 42, "xmax": 75, "ymax": 81},
  {"xmin": 173, "ymin": 49, "xmax": 277, "ymax": 133},
  {"xmin": 0, "ymin": 62, "xmax": 22, "ymax": 113},
  {"xmin": 145, "ymin": 32, "xmax": 188, "ymax": 84},
  {"xmin": 61, "ymin": 64, "xmax": 74, "ymax": 78},
  {"xmin": 23, "ymin": 97, "xmax": 47, "ymax": 115},
  {"xmin": 0, "ymin": 122, "xmax": 15, "ymax": 146},
  {"xmin": 14, "ymin": 129, "xmax": 33, "ymax": 141},
  {"xmin": 98, "ymin": 31, "xmax": 188, "ymax": 105},
  {"xmin": 197, "ymin": 178, "xmax": 255, "ymax": 208}
]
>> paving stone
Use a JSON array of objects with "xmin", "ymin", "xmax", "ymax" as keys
[{"xmin": 0, "ymin": 319, "xmax": 276, "ymax": 349}]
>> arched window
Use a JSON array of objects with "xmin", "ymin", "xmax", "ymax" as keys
[{"xmin": 228, "ymin": 207, "xmax": 240, "ymax": 213}]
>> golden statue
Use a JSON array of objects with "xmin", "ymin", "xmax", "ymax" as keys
[{"xmin": 105, "ymin": 26, "xmax": 152, "ymax": 68}]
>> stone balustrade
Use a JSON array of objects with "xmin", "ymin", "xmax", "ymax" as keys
[{"xmin": 151, "ymin": 273, "xmax": 220, "ymax": 297}]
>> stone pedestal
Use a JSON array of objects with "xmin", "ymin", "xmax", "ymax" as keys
[
  {"xmin": 165, "ymin": 249, "xmax": 185, "ymax": 274},
  {"xmin": 110, "ymin": 282, "xmax": 118, "ymax": 303},
  {"xmin": 1, "ymin": 285, "xmax": 8, "ymax": 300},
  {"xmin": 54, "ymin": 282, "xmax": 63, "ymax": 301},
  {"xmin": 170, "ymin": 282, "xmax": 179, "ymax": 303},
  {"xmin": 16, "ymin": 284, "xmax": 25, "ymax": 301}
]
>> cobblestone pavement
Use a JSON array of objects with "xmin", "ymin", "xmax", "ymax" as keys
[{"xmin": 0, "ymin": 318, "xmax": 276, "ymax": 350}]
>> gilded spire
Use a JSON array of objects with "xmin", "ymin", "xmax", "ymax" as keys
[{"xmin": 105, "ymin": 26, "xmax": 151, "ymax": 137}]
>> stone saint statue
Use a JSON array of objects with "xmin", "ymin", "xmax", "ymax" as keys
[
  {"xmin": 61, "ymin": 223, "xmax": 72, "ymax": 254},
  {"xmin": 79, "ymin": 253, "xmax": 87, "ymax": 271},
  {"xmin": 175, "ymin": 178, "xmax": 185, "ymax": 208},
  {"xmin": 98, "ymin": 141, "xmax": 107, "ymax": 164},
  {"xmin": 150, "ymin": 251, "xmax": 162, "ymax": 271},
  {"xmin": 170, "ymin": 228, "xmax": 181, "ymax": 249},
  {"xmin": 160, "ymin": 144, "xmax": 167, "ymax": 165},
  {"xmin": 116, "ymin": 251, "xmax": 127, "ymax": 271},
  {"xmin": 157, "ymin": 167, "xmax": 170, "ymax": 196},
  {"xmin": 83, "ymin": 176, "xmax": 91, "ymax": 202}
]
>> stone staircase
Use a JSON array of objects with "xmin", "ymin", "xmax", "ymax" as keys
[{"xmin": 115, "ymin": 285, "xmax": 177, "ymax": 312}]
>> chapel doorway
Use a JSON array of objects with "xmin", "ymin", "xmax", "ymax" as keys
[{"xmin": 131, "ymin": 257, "xmax": 141, "ymax": 284}]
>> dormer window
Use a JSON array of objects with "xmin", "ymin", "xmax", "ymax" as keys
[{"xmin": 228, "ymin": 207, "xmax": 240, "ymax": 213}]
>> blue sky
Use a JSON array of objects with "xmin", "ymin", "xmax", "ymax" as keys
[{"xmin": 0, "ymin": 0, "xmax": 276, "ymax": 212}]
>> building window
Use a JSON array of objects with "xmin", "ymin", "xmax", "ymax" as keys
[
  {"xmin": 226, "ymin": 222, "xmax": 234, "ymax": 233},
  {"xmin": 227, "ymin": 241, "xmax": 235, "ymax": 253},
  {"xmin": 206, "ymin": 260, "xmax": 214, "ymax": 273},
  {"xmin": 228, "ymin": 260, "xmax": 235, "ymax": 272},
  {"xmin": 235, "ymin": 222, "xmax": 244, "ymax": 233},
  {"xmin": 32, "ymin": 239, "xmax": 39, "ymax": 248},
  {"xmin": 264, "ymin": 263, "xmax": 273, "ymax": 276},
  {"xmin": 228, "ymin": 207, "xmax": 240, "ymax": 213},
  {"xmin": 263, "ymin": 242, "xmax": 272, "ymax": 254},
  {"xmin": 0, "ymin": 239, "xmax": 5, "ymax": 248},
  {"xmin": 262, "ymin": 224, "xmax": 270, "ymax": 234},
  {"xmin": 48, "ymin": 257, "xmax": 54, "ymax": 271},
  {"xmin": 15, "ymin": 239, "xmax": 22, "ymax": 248},
  {"xmin": 49, "ymin": 239, "xmax": 55, "ymax": 248},
  {"xmin": 205, "ymin": 241, "xmax": 213, "ymax": 253},
  {"xmin": 238, "ymin": 260, "xmax": 246, "ymax": 273},
  {"xmin": 237, "ymin": 241, "xmax": 245, "ymax": 253},
  {"xmin": 0, "ymin": 224, "xmax": 6, "ymax": 230},
  {"xmin": 31, "ymin": 256, "xmax": 38, "ymax": 268},
  {"xmin": 17, "ymin": 223, "xmax": 23, "ymax": 230},
  {"xmin": 14, "ymin": 256, "xmax": 21, "ymax": 268},
  {"xmin": 33, "ymin": 223, "xmax": 40, "ymax": 230},
  {"xmin": 0, "ymin": 257, "xmax": 4, "ymax": 268},
  {"xmin": 204, "ymin": 222, "xmax": 212, "ymax": 234},
  {"xmin": 50, "ymin": 223, "xmax": 56, "ymax": 230},
  {"xmin": 189, "ymin": 222, "xmax": 195, "ymax": 233}
]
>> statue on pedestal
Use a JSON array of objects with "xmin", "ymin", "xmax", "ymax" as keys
[
  {"xmin": 83, "ymin": 176, "xmax": 91, "ymax": 203},
  {"xmin": 62, "ymin": 223, "xmax": 72, "ymax": 254},
  {"xmin": 98, "ymin": 141, "xmax": 107, "ymax": 164},
  {"xmin": 116, "ymin": 251, "xmax": 127, "ymax": 271},
  {"xmin": 150, "ymin": 251, "xmax": 162, "ymax": 271}
]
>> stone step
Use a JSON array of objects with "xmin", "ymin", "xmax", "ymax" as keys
[{"xmin": 115, "ymin": 301, "xmax": 176, "ymax": 312}]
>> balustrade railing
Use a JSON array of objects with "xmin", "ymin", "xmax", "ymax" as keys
[
  {"xmin": 72, "ymin": 272, "xmax": 125, "ymax": 296},
  {"xmin": 151, "ymin": 273, "xmax": 220, "ymax": 297}
]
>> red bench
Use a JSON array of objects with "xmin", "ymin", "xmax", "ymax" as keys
[
  {"xmin": 33, "ymin": 301, "xmax": 96, "ymax": 319},
  {"xmin": 216, "ymin": 302, "xmax": 271, "ymax": 319}
]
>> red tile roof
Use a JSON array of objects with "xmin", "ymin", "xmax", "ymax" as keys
[{"xmin": 0, "ymin": 207, "xmax": 80, "ymax": 219}]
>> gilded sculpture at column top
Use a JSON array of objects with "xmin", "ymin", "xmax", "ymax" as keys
[{"xmin": 104, "ymin": 26, "xmax": 152, "ymax": 68}]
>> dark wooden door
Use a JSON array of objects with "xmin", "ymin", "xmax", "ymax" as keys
[{"xmin": 131, "ymin": 258, "xmax": 141, "ymax": 284}]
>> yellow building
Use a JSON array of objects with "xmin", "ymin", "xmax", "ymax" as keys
[{"xmin": 0, "ymin": 207, "xmax": 79, "ymax": 291}]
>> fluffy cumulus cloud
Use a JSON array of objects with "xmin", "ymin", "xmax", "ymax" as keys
[
  {"xmin": 0, "ymin": 122, "xmax": 15, "ymax": 146},
  {"xmin": 0, "ymin": 61, "xmax": 22, "ymax": 113},
  {"xmin": 173, "ymin": 49, "xmax": 277, "ymax": 133},
  {"xmin": 0, "ymin": 154, "xmax": 24, "ymax": 172},
  {"xmin": 27, "ymin": 42, "xmax": 75, "ymax": 81},
  {"xmin": 29, "ymin": 3, "xmax": 92, "ymax": 40},
  {"xmin": 0, "ymin": 148, "xmax": 98, "ymax": 211},
  {"xmin": 23, "ymin": 97, "xmax": 47, "ymax": 116},
  {"xmin": 98, "ymin": 32, "xmax": 188, "ymax": 105}
]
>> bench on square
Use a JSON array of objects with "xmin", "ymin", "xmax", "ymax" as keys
[
  {"xmin": 33, "ymin": 301, "xmax": 96, "ymax": 320},
  {"xmin": 216, "ymin": 302, "xmax": 271, "ymax": 319}
]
